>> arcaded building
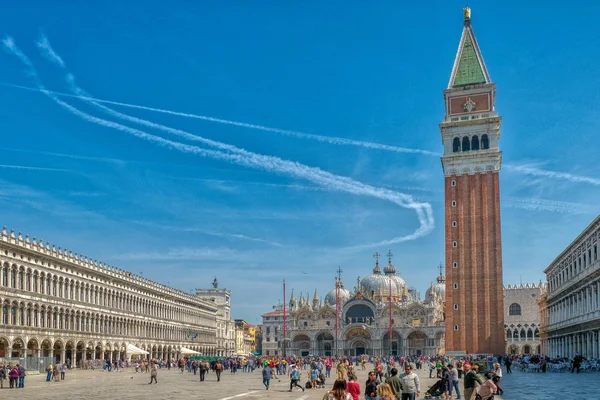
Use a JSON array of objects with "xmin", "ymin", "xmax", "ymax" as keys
[
  {"xmin": 263, "ymin": 254, "xmax": 445, "ymax": 357},
  {"xmin": 441, "ymin": 7, "xmax": 505, "ymax": 355},
  {"xmin": 504, "ymin": 283, "xmax": 544, "ymax": 355},
  {"xmin": 0, "ymin": 226, "xmax": 218, "ymax": 366},
  {"xmin": 538, "ymin": 215, "xmax": 600, "ymax": 359}
]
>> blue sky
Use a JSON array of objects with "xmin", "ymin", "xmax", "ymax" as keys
[{"xmin": 1, "ymin": 1, "xmax": 599, "ymax": 323}]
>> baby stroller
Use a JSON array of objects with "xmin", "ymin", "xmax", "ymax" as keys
[
  {"xmin": 424, "ymin": 379, "xmax": 445, "ymax": 399},
  {"xmin": 317, "ymin": 372, "xmax": 326, "ymax": 388}
]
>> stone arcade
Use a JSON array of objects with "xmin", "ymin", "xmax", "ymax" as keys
[{"xmin": 0, "ymin": 226, "xmax": 218, "ymax": 365}]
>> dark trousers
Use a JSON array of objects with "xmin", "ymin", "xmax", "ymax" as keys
[
  {"xmin": 61, "ymin": 372, "xmax": 65, "ymax": 380},
  {"xmin": 199, "ymin": 370, "xmax": 205, "ymax": 381},
  {"xmin": 149, "ymin": 376, "xmax": 157, "ymax": 384},
  {"xmin": 9, "ymin": 378, "xmax": 15, "ymax": 388},
  {"xmin": 290, "ymin": 379, "xmax": 303, "ymax": 390},
  {"xmin": 216, "ymin": 370, "xmax": 221, "ymax": 381},
  {"xmin": 571, "ymin": 365, "xmax": 580, "ymax": 373},
  {"xmin": 402, "ymin": 393, "xmax": 416, "ymax": 400},
  {"xmin": 506, "ymin": 365, "xmax": 511, "ymax": 373},
  {"xmin": 18, "ymin": 377, "xmax": 24, "ymax": 388}
]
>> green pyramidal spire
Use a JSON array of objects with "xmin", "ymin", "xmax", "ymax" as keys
[{"xmin": 449, "ymin": 8, "xmax": 490, "ymax": 88}]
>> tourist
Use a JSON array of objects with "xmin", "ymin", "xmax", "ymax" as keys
[
  {"xmin": 428, "ymin": 359, "xmax": 436, "ymax": 378},
  {"xmin": 365, "ymin": 371, "xmax": 379, "ymax": 400},
  {"xmin": 448, "ymin": 363, "xmax": 461, "ymax": 400},
  {"xmin": 60, "ymin": 363, "xmax": 66, "ymax": 380},
  {"xmin": 311, "ymin": 366, "xmax": 319, "ymax": 388},
  {"xmin": 325, "ymin": 358, "xmax": 332, "ymax": 377},
  {"xmin": 9, "ymin": 365, "xmax": 18, "ymax": 388},
  {"xmin": 199, "ymin": 360, "xmax": 207, "ymax": 382},
  {"xmin": 346, "ymin": 374, "xmax": 361, "ymax": 400},
  {"xmin": 377, "ymin": 383, "xmax": 396, "ymax": 400},
  {"xmin": 17, "ymin": 363, "xmax": 25, "ymax": 388},
  {"xmin": 289, "ymin": 364, "xmax": 305, "ymax": 392},
  {"xmin": 54, "ymin": 364, "xmax": 60, "ymax": 382},
  {"xmin": 45, "ymin": 363, "xmax": 53, "ymax": 382},
  {"xmin": 462, "ymin": 363, "xmax": 482, "ymax": 400},
  {"xmin": 262, "ymin": 363, "xmax": 272, "ymax": 390},
  {"xmin": 336, "ymin": 360, "xmax": 346, "ymax": 379},
  {"xmin": 215, "ymin": 360, "xmax": 223, "ymax": 382},
  {"xmin": 0, "ymin": 364, "xmax": 6, "ymax": 388},
  {"xmin": 399, "ymin": 365, "xmax": 420, "ymax": 400},
  {"xmin": 327, "ymin": 379, "xmax": 353, "ymax": 400},
  {"xmin": 493, "ymin": 363, "xmax": 502, "ymax": 385},
  {"xmin": 385, "ymin": 367, "xmax": 402, "ymax": 399},
  {"xmin": 476, "ymin": 372, "xmax": 497, "ymax": 400},
  {"xmin": 571, "ymin": 355, "xmax": 582, "ymax": 373},
  {"xmin": 149, "ymin": 365, "xmax": 158, "ymax": 384},
  {"xmin": 440, "ymin": 365, "xmax": 451, "ymax": 400},
  {"xmin": 504, "ymin": 356, "xmax": 512, "ymax": 374},
  {"xmin": 456, "ymin": 359, "xmax": 464, "ymax": 379}
]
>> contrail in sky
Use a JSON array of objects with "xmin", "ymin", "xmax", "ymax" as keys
[
  {"xmin": 4, "ymin": 35, "xmax": 435, "ymax": 247},
  {"xmin": 3, "ymin": 79, "xmax": 598, "ymax": 187}
]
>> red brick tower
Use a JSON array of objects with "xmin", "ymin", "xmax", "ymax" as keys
[{"xmin": 440, "ymin": 7, "xmax": 505, "ymax": 355}]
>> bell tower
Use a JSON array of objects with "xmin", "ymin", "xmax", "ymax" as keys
[{"xmin": 440, "ymin": 7, "xmax": 505, "ymax": 355}]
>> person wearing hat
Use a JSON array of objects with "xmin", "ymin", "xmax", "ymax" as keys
[{"xmin": 462, "ymin": 363, "xmax": 482, "ymax": 400}]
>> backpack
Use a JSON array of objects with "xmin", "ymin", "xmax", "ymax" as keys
[
  {"xmin": 305, "ymin": 381, "xmax": 312, "ymax": 389},
  {"xmin": 216, "ymin": 363, "xmax": 223, "ymax": 371}
]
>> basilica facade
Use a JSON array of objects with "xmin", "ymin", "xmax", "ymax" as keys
[
  {"xmin": 272, "ymin": 254, "xmax": 445, "ymax": 357},
  {"xmin": 0, "ymin": 226, "xmax": 219, "ymax": 366}
]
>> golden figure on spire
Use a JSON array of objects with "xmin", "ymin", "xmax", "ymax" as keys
[{"xmin": 463, "ymin": 6, "xmax": 471, "ymax": 20}]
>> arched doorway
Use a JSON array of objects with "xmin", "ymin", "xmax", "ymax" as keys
[
  {"xmin": 406, "ymin": 331, "xmax": 427, "ymax": 356},
  {"xmin": 53, "ymin": 340, "xmax": 64, "ymax": 363},
  {"xmin": 95, "ymin": 343, "xmax": 103, "ymax": 360},
  {"xmin": 345, "ymin": 327, "xmax": 371, "ymax": 356},
  {"xmin": 523, "ymin": 344, "xmax": 531, "ymax": 354},
  {"xmin": 382, "ymin": 331, "xmax": 401, "ymax": 356},
  {"xmin": 0, "ymin": 337, "xmax": 9, "ymax": 357},
  {"xmin": 315, "ymin": 332, "xmax": 334, "ymax": 356},
  {"xmin": 76, "ymin": 341, "xmax": 85, "ymax": 367},
  {"xmin": 27, "ymin": 338, "xmax": 39, "ymax": 357},
  {"xmin": 535, "ymin": 344, "xmax": 541, "ymax": 355},
  {"xmin": 41, "ymin": 339, "xmax": 52, "ymax": 357},
  {"xmin": 12, "ymin": 338, "xmax": 25, "ymax": 358},
  {"xmin": 292, "ymin": 334, "xmax": 311, "ymax": 357},
  {"xmin": 508, "ymin": 344, "xmax": 519, "ymax": 355},
  {"xmin": 65, "ymin": 341, "xmax": 74, "ymax": 367}
]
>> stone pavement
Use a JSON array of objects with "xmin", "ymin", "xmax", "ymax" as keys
[{"xmin": 5, "ymin": 363, "xmax": 597, "ymax": 399}]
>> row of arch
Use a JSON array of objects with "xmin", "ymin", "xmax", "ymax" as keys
[
  {"xmin": 0, "ymin": 336, "xmax": 215, "ymax": 364},
  {"xmin": 507, "ymin": 328, "xmax": 540, "ymax": 340},
  {"xmin": 0, "ymin": 296, "xmax": 212, "ymax": 343},
  {"xmin": 0, "ymin": 262, "xmax": 211, "ymax": 325},
  {"xmin": 507, "ymin": 343, "xmax": 541, "ymax": 355},
  {"xmin": 452, "ymin": 134, "xmax": 490, "ymax": 152}
]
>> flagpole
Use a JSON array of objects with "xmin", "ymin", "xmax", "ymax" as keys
[
  {"xmin": 283, "ymin": 278, "xmax": 287, "ymax": 358},
  {"xmin": 335, "ymin": 275, "xmax": 339, "ymax": 357},
  {"xmin": 389, "ymin": 277, "xmax": 393, "ymax": 357}
]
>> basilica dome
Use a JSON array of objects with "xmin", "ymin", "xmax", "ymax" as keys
[
  {"xmin": 324, "ymin": 283, "xmax": 351, "ymax": 306},
  {"xmin": 425, "ymin": 272, "xmax": 446, "ymax": 303},
  {"xmin": 360, "ymin": 262, "xmax": 406, "ymax": 299}
]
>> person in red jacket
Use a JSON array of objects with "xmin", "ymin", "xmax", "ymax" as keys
[{"xmin": 346, "ymin": 374, "xmax": 361, "ymax": 400}]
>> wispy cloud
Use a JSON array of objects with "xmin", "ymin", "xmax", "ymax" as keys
[
  {"xmin": 6, "ymin": 78, "xmax": 599, "ymax": 189},
  {"xmin": 36, "ymin": 33, "xmax": 65, "ymax": 67},
  {"xmin": 504, "ymin": 196, "xmax": 597, "ymax": 214},
  {"xmin": 113, "ymin": 247, "xmax": 236, "ymax": 261},
  {"xmin": 504, "ymin": 164, "xmax": 600, "ymax": 186},
  {"xmin": 131, "ymin": 220, "xmax": 283, "ymax": 247},
  {"xmin": 0, "ymin": 164, "xmax": 71, "ymax": 172},
  {"xmin": 4, "ymin": 34, "xmax": 435, "ymax": 248}
]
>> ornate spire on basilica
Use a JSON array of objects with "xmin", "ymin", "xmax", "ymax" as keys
[
  {"xmin": 372, "ymin": 251, "xmax": 382, "ymax": 274},
  {"xmin": 289, "ymin": 289, "xmax": 296, "ymax": 308},
  {"xmin": 313, "ymin": 289, "xmax": 320, "ymax": 308},
  {"xmin": 437, "ymin": 263, "xmax": 445, "ymax": 283},
  {"xmin": 299, "ymin": 292, "xmax": 305, "ymax": 306},
  {"xmin": 383, "ymin": 249, "xmax": 397, "ymax": 275}
]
